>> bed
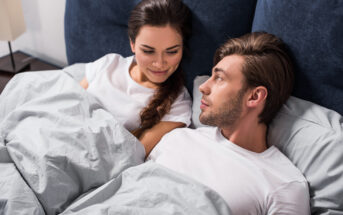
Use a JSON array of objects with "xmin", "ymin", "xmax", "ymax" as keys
[{"xmin": 0, "ymin": 0, "xmax": 342, "ymax": 214}]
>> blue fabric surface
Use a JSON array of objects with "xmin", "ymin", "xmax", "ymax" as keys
[
  {"xmin": 180, "ymin": 0, "xmax": 256, "ymax": 91},
  {"xmin": 64, "ymin": 0, "xmax": 257, "ymax": 92},
  {"xmin": 65, "ymin": 0, "xmax": 343, "ymax": 115},
  {"xmin": 252, "ymin": 0, "xmax": 343, "ymax": 116},
  {"xmin": 65, "ymin": 0, "xmax": 140, "ymax": 64}
]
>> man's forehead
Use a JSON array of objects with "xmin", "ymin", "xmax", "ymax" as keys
[{"xmin": 213, "ymin": 55, "xmax": 245, "ymax": 75}]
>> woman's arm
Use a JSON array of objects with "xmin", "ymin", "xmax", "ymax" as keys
[
  {"xmin": 80, "ymin": 77, "xmax": 89, "ymax": 89},
  {"xmin": 138, "ymin": 121, "xmax": 185, "ymax": 158}
]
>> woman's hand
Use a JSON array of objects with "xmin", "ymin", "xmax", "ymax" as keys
[
  {"xmin": 138, "ymin": 121, "xmax": 185, "ymax": 158},
  {"xmin": 80, "ymin": 77, "xmax": 89, "ymax": 89}
]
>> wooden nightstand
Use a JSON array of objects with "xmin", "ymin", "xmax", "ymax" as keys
[{"xmin": 0, "ymin": 51, "xmax": 62, "ymax": 93}]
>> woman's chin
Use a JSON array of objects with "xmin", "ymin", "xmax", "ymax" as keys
[{"xmin": 149, "ymin": 77, "xmax": 169, "ymax": 85}]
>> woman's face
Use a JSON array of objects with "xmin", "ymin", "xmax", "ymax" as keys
[{"xmin": 130, "ymin": 25, "xmax": 183, "ymax": 88}]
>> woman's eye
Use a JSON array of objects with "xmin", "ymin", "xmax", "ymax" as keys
[
  {"xmin": 167, "ymin": 50, "xmax": 178, "ymax": 55},
  {"xmin": 142, "ymin": 50, "xmax": 154, "ymax": 54}
]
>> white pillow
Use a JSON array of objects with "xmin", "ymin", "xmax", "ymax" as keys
[
  {"xmin": 268, "ymin": 96, "xmax": 343, "ymax": 214},
  {"xmin": 191, "ymin": 75, "xmax": 210, "ymax": 128},
  {"xmin": 192, "ymin": 75, "xmax": 343, "ymax": 214}
]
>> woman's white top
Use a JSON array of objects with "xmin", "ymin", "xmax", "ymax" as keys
[{"xmin": 85, "ymin": 53, "xmax": 192, "ymax": 131}]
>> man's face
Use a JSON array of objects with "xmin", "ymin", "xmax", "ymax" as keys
[{"xmin": 199, "ymin": 55, "xmax": 247, "ymax": 128}]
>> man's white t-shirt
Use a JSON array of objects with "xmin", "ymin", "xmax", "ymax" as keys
[
  {"xmin": 148, "ymin": 126, "xmax": 310, "ymax": 215},
  {"xmin": 85, "ymin": 53, "xmax": 192, "ymax": 131}
]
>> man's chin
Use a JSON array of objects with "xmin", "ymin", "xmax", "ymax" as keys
[
  {"xmin": 199, "ymin": 114, "xmax": 215, "ymax": 126},
  {"xmin": 199, "ymin": 113, "xmax": 205, "ymax": 124}
]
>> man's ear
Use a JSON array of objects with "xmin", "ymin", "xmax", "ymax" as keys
[
  {"xmin": 247, "ymin": 86, "xmax": 267, "ymax": 108},
  {"xmin": 130, "ymin": 39, "xmax": 135, "ymax": 53}
]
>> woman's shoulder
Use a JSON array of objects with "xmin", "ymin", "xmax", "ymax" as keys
[
  {"xmin": 170, "ymin": 86, "xmax": 191, "ymax": 108},
  {"xmin": 92, "ymin": 53, "xmax": 134, "ymax": 75},
  {"xmin": 161, "ymin": 86, "xmax": 192, "ymax": 126},
  {"xmin": 177, "ymin": 86, "xmax": 191, "ymax": 101},
  {"xmin": 85, "ymin": 53, "xmax": 134, "ymax": 85},
  {"xmin": 94, "ymin": 53, "xmax": 133, "ymax": 64}
]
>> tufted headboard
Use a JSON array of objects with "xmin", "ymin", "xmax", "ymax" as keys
[
  {"xmin": 64, "ymin": 0, "xmax": 256, "ymax": 95},
  {"xmin": 252, "ymin": 0, "xmax": 343, "ymax": 117},
  {"xmin": 65, "ymin": 0, "xmax": 343, "ymax": 117}
]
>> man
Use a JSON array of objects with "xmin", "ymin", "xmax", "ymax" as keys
[{"xmin": 147, "ymin": 32, "xmax": 310, "ymax": 214}]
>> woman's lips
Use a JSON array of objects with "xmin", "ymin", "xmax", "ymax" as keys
[{"xmin": 149, "ymin": 69, "xmax": 168, "ymax": 75}]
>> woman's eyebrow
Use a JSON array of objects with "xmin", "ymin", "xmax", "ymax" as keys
[
  {"xmin": 141, "ymin": 44, "xmax": 154, "ymax": 49},
  {"xmin": 166, "ymin": 45, "xmax": 181, "ymax": 50},
  {"xmin": 140, "ymin": 44, "xmax": 181, "ymax": 50}
]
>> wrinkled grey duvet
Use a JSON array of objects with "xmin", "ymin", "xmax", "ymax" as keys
[{"xmin": 0, "ymin": 71, "xmax": 231, "ymax": 215}]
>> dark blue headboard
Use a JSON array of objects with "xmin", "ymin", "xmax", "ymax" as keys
[
  {"xmin": 252, "ymin": 0, "xmax": 343, "ymax": 116},
  {"xmin": 65, "ymin": 0, "xmax": 343, "ymax": 116},
  {"xmin": 64, "ymin": 0, "xmax": 256, "ymax": 92}
]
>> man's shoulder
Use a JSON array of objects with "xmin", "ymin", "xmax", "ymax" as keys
[
  {"xmin": 264, "ymin": 146, "xmax": 308, "ymax": 184},
  {"xmin": 266, "ymin": 179, "xmax": 310, "ymax": 214}
]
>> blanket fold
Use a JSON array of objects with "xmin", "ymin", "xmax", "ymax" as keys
[{"xmin": 0, "ymin": 71, "xmax": 231, "ymax": 215}]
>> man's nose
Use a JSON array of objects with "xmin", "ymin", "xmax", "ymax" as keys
[{"xmin": 199, "ymin": 78, "xmax": 210, "ymax": 95}]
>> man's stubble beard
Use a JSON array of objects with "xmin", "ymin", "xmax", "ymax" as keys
[{"xmin": 199, "ymin": 87, "xmax": 246, "ymax": 128}]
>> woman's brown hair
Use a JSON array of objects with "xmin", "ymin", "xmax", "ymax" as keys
[
  {"xmin": 214, "ymin": 32, "xmax": 294, "ymax": 125},
  {"xmin": 128, "ymin": 0, "xmax": 192, "ymax": 138}
]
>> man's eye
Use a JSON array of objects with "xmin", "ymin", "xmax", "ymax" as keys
[{"xmin": 215, "ymin": 76, "xmax": 223, "ymax": 81}]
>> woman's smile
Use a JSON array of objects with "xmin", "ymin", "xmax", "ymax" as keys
[
  {"xmin": 130, "ymin": 25, "xmax": 183, "ymax": 87},
  {"xmin": 149, "ymin": 68, "xmax": 169, "ymax": 75}
]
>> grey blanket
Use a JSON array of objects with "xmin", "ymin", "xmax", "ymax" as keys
[{"xmin": 0, "ymin": 71, "xmax": 231, "ymax": 215}]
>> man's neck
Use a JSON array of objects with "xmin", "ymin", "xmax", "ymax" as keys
[{"xmin": 220, "ymin": 118, "xmax": 268, "ymax": 153}]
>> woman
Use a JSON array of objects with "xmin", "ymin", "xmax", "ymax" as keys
[{"xmin": 80, "ymin": 0, "xmax": 192, "ymax": 156}]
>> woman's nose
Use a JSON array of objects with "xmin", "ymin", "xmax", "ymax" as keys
[{"xmin": 152, "ymin": 54, "xmax": 166, "ymax": 68}]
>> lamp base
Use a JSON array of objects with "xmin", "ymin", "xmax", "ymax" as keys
[{"xmin": 0, "ymin": 52, "xmax": 32, "ymax": 74}]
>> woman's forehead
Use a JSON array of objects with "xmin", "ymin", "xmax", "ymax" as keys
[{"xmin": 134, "ymin": 25, "xmax": 183, "ymax": 48}]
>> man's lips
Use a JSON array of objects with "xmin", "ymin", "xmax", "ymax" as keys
[{"xmin": 200, "ymin": 99, "xmax": 209, "ymax": 110}]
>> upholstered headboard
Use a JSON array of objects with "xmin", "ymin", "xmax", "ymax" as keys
[
  {"xmin": 252, "ymin": 0, "xmax": 343, "ymax": 117},
  {"xmin": 64, "ymin": 0, "xmax": 256, "ymax": 95},
  {"xmin": 65, "ymin": 0, "xmax": 343, "ymax": 117}
]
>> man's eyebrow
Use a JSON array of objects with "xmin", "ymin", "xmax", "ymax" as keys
[
  {"xmin": 214, "ymin": 67, "xmax": 225, "ymax": 73},
  {"xmin": 213, "ymin": 67, "xmax": 229, "ymax": 77},
  {"xmin": 140, "ymin": 44, "xmax": 181, "ymax": 50}
]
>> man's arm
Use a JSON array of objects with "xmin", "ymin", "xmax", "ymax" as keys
[{"xmin": 266, "ymin": 181, "xmax": 310, "ymax": 214}]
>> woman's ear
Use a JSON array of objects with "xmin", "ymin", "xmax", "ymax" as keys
[
  {"xmin": 130, "ymin": 39, "xmax": 135, "ymax": 53},
  {"xmin": 247, "ymin": 86, "xmax": 267, "ymax": 108}
]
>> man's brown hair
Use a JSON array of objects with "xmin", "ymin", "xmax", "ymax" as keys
[{"xmin": 214, "ymin": 32, "xmax": 294, "ymax": 125}]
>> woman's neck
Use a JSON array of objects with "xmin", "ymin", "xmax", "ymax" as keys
[{"xmin": 129, "ymin": 63, "xmax": 159, "ymax": 89}]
